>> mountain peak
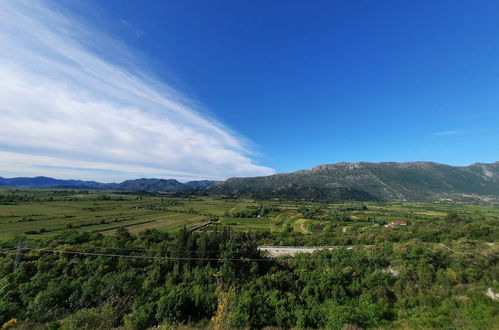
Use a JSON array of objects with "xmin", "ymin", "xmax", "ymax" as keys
[{"xmin": 216, "ymin": 161, "xmax": 499, "ymax": 201}]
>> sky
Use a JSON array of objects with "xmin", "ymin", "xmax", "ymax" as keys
[{"xmin": 1, "ymin": 0, "xmax": 498, "ymax": 182}]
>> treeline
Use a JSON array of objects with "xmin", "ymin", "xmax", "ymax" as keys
[
  {"xmin": 223, "ymin": 205, "xmax": 281, "ymax": 218},
  {"xmin": 261, "ymin": 217, "xmax": 498, "ymax": 246},
  {"xmin": 24, "ymin": 216, "xmax": 137, "ymax": 235},
  {"xmin": 0, "ymin": 228, "xmax": 497, "ymax": 329},
  {"xmin": 0, "ymin": 190, "xmax": 127, "ymax": 203}
]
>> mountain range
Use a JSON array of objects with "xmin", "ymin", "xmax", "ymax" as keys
[
  {"xmin": 0, "ymin": 176, "xmax": 219, "ymax": 193},
  {"xmin": 2, "ymin": 161, "xmax": 499, "ymax": 202},
  {"xmin": 214, "ymin": 161, "xmax": 499, "ymax": 202}
]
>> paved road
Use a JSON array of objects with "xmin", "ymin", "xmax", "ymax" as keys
[
  {"xmin": 258, "ymin": 246, "xmax": 353, "ymax": 257},
  {"xmin": 259, "ymin": 242, "xmax": 495, "ymax": 257}
]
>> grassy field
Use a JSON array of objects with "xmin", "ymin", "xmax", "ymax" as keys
[{"xmin": 1, "ymin": 188, "xmax": 498, "ymax": 242}]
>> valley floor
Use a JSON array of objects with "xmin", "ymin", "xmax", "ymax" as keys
[{"xmin": 0, "ymin": 188, "xmax": 498, "ymax": 329}]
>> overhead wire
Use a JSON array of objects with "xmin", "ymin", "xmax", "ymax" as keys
[
  {"xmin": 40, "ymin": 244, "xmax": 234, "ymax": 253},
  {"xmin": 19, "ymin": 247, "xmax": 339, "ymax": 262},
  {"xmin": 24, "ymin": 247, "xmax": 269, "ymax": 261}
]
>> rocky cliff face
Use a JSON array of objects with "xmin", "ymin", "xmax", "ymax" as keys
[{"xmin": 214, "ymin": 161, "xmax": 499, "ymax": 201}]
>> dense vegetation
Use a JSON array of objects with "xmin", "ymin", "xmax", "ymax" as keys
[
  {"xmin": 1, "ymin": 229, "xmax": 497, "ymax": 329},
  {"xmin": 0, "ymin": 189, "xmax": 498, "ymax": 329}
]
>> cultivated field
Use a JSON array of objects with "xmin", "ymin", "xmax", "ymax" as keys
[{"xmin": 1, "ymin": 188, "xmax": 498, "ymax": 242}]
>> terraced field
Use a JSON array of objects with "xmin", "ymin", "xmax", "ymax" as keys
[{"xmin": 1, "ymin": 188, "xmax": 498, "ymax": 242}]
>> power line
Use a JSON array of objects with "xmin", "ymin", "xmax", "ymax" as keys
[
  {"xmin": 39, "ymin": 244, "xmax": 232, "ymax": 253},
  {"xmin": 22, "ymin": 247, "xmax": 338, "ymax": 262},
  {"xmin": 22, "ymin": 244, "xmax": 361, "ymax": 253},
  {"xmin": 24, "ymin": 247, "xmax": 272, "ymax": 261}
]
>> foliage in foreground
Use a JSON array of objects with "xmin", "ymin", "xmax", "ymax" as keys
[{"xmin": 0, "ymin": 226, "xmax": 498, "ymax": 329}]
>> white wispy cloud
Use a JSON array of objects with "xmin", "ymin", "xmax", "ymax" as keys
[
  {"xmin": 0, "ymin": 0, "xmax": 274, "ymax": 181},
  {"xmin": 430, "ymin": 130, "xmax": 463, "ymax": 137}
]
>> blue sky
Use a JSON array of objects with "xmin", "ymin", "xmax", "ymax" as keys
[{"xmin": 1, "ymin": 0, "xmax": 498, "ymax": 181}]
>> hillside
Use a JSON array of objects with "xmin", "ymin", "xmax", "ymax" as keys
[
  {"xmin": 2, "ymin": 161, "xmax": 499, "ymax": 201},
  {"xmin": 0, "ymin": 176, "xmax": 219, "ymax": 192},
  {"xmin": 215, "ymin": 161, "xmax": 499, "ymax": 202},
  {"xmin": 0, "ymin": 176, "xmax": 106, "ymax": 189}
]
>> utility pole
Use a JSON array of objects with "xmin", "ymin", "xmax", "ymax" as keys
[{"xmin": 13, "ymin": 241, "xmax": 23, "ymax": 272}]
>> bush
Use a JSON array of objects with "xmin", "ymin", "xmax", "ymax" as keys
[
  {"xmin": 60, "ymin": 304, "xmax": 116, "ymax": 329},
  {"xmin": 123, "ymin": 303, "xmax": 156, "ymax": 330},
  {"xmin": 155, "ymin": 289, "xmax": 194, "ymax": 326}
]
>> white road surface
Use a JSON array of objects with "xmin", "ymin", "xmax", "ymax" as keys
[{"xmin": 258, "ymin": 246, "xmax": 353, "ymax": 257}]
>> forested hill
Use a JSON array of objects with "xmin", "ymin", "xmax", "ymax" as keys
[
  {"xmin": 0, "ymin": 176, "xmax": 219, "ymax": 192},
  {"xmin": 214, "ymin": 161, "xmax": 499, "ymax": 202}
]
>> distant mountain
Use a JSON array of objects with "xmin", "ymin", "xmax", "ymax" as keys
[
  {"xmin": 0, "ymin": 176, "xmax": 219, "ymax": 192},
  {"xmin": 0, "ymin": 176, "xmax": 106, "ymax": 189},
  {"xmin": 2, "ymin": 161, "xmax": 499, "ymax": 202},
  {"xmin": 113, "ymin": 178, "xmax": 184, "ymax": 192},
  {"xmin": 213, "ymin": 161, "xmax": 499, "ymax": 202}
]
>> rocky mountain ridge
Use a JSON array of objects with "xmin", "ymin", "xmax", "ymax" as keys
[
  {"xmin": 2, "ymin": 161, "xmax": 498, "ymax": 201},
  {"xmin": 215, "ymin": 161, "xmax": 499, "ymax": 201}
]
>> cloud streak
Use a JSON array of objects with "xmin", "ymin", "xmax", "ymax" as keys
[
  {"xmin": 430, "ymin": 130, "xmax": 463, "ymax": 137},
  {"xmin": 0, "ymin": 0, "xmax": 274, "ymax": 181}
]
